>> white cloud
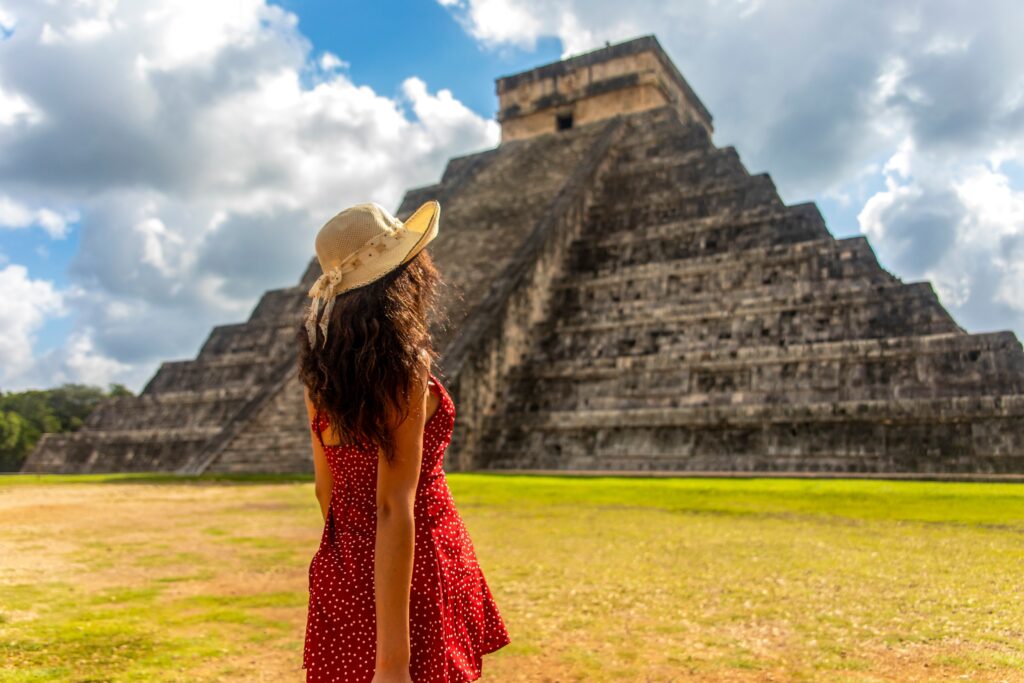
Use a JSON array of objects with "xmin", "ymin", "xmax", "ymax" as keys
[
  {"xmin": 61, "ymin": 329, "xmax": 134, "ymax": 388},
  {"xmin": 319, "ymin": 51, "xmax": 348, "ymax": 71},
  {"xmin": 0, "ymin": 196, "xmax": 77, "ymax": 238},
  {"xmin": 0, "ymin": 82, "xmax": 39, "ymax": 125},
  {"xmin": 442, "ymin": 0, "xmax": 544, "ymax": 50},
  {"xmin": 0, "ymin": 264, "xmax": 66, "ymax": 388},
  {"xmin": 955, "ymin": 166, "xmax": 1024, "ymax": 315},
  {"xmin": 400, "ymin": 76, "xmax": 501, "ymax": 152},
  {"xmin": 138, "ymin": 0, "xmax": 277, "ymax": 71},
  {"xmin": 0, "ymin": 0, "xmax": 501, "ymax": 391},
  {"xmin": 859, "ymin": 152, "xmax": 1024, "ymax": 333},
  {"xmin": 883, "ymin": 137, "xmax": 915, "ymax": 178}
]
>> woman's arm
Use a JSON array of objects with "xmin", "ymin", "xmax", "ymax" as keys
[
  {"xmin": 372, "ymin": 368, "xmax": 429, "ymax": 681},
  {"xmin": 303, "ymin": 385, "xmax": 334, "ymax": 522}
]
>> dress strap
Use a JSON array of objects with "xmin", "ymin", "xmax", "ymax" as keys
[{"xmin": 429, "ymin": 372, "xmax": 452, "ymax": 409}]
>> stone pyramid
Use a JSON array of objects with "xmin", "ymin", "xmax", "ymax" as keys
[{"xmin": 23, "ymin": 35, "xmax": 1024, "ymax": 475}]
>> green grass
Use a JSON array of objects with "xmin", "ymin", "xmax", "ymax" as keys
[
  {"xmin": 1, "ymin": 472, "xmax": 1023, "ymax": 681},
  {"xmin": 449, "ymin": 473, "xmax": 1024, "ymax": 527}
]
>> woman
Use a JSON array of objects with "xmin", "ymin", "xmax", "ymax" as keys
[{"xmin": 297, "ymin": 200, "xmax": 511, "ymax": 683}]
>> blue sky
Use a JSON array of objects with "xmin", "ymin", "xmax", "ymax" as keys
[
  {"xmin": 1, "ymin": 0, "xmax": 566, "ymax": 362},
  {"xmin": 1, "ymin": 0, "xmax": 1023, "ymax": 393},
  {"xmin": 277, "ymin": 1, "xmax": 565, "ymax": 121}
]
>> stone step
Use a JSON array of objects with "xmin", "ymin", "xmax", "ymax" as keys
[
  {"xmin": 20, "ymin": 429, "xmax": 216, "ymax": 473},
  {"xmin": 143, "ymin": 352, "xmax": 289, "ymax": 394},
  {"xmin": 205, "ymin": 437, "xmax": 311, "ymax": 474},
  {"xmin": 557, "ymin": 238, "xmax": 889, "ymax": 312},
  {"xmin": 601, "ymin": 146, "xmax": 749, "ymax": 192},
  {"xmin": 612, "ymin": 144, "xmax": 725, "ymax": 175},
  {"xmin": 197, "ymin": 320, "xmax": 301, "ymax": 359},
  {"xmin": 541, "ymin": 281, "xmax": 959, "ymax": 359},
  {"xmin": 571, "ymin": 203, "xmax": 831, "ymax": 274},
  {"xmin": 480, "ymin": 393, "xmax": 1024, "ymax": 429},
  {"xmin": 521, "ymin": 331, "xmax": 1023, "ymax": 374},
  {"xmin": 249, "ymin": 286, "xmax": 307, "ymax": 323},
  {"xmin": 482, "ymin": 448, "xmax": 1024, "ymax": 475},
  {"xmin": 475, "ymin": 395, "xmax": 1024, "ymax": 473},
  {"xmin": 552, "ymin": 268, "xmax": 897, "ymax": 325},
  {"xmin": 555, "ymin": 276, "xmax": 899, "ymax": 327},
  {"xmin": 551, "ymin": 279, "xmax": 943, "ymax": 330},
  {"xmin": 586, "ymin": 202, "xmax": 829, "ymax": 249},
  {"xmin": 585, "ymin": 174, "xmax": 784, "ymax": 233},
  {"xmin": 83, "ymin": 386, "xmax": 260, "ymax": 431},
  {"xmin": 613, "ymin": 117, "xmax": 714, "ymax": 163},
  {"xmin": 500, "ymin": 332, "xmax": 1024, "ymax": 411}
]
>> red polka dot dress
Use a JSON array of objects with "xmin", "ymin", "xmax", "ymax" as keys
[{"xmin": 303, "ymin": 372, "xmax": 511, "ymax": 682}]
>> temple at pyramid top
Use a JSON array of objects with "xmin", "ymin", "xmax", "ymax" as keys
[{"xmin": 495, "ymin": 35, "xmax": 713, "ymax": 143}]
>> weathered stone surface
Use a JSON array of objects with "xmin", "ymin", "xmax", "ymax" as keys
[
  {"xmin": 22, "ymin": 34, "xmax": 1024, "ymax": 474},
  {"xmin": 496, "ymin": 35, "xmax": 712, "ymax": 143}
]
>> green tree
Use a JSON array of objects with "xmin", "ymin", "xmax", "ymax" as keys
[
  {"xmin": 0, "ymin": 382, "xmax": 135, "ymax": 472},
  {"xmin": 0, "ymin": 409, "xmax": 35, "ymax": 471}
]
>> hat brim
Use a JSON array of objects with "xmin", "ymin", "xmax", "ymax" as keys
[{"xmin": 400, "ymin": 199, "xmax": 440, "ymax": 264}]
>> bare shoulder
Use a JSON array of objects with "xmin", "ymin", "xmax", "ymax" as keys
[{"xmin": 419, "ymin": 347, "xmax": 435, "ymax": 387}]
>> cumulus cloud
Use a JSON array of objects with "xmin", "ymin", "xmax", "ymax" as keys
[
  {"xmin": 438, "ymin": 0, "xmax": 1024, "ymax": 337},
  {"xmin": 0, "ymin": 0, "xmax": 500, "ymax": 391},
  {"xmin": 0, "ymin": 195, "xmax": 78, "ymax": 238},
  {"xmin": 0, "ymin": 264, "xmax": 66, "ymax": 388}
]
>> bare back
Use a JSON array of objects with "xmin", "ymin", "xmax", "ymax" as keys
[{"xmin": 318, "ymin": 377, "xmax": 441, "ymax": 448}]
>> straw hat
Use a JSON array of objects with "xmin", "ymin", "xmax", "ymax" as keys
[{"xmin": 304, "ymin": 199, "xmax": 440, "ymax": 347}]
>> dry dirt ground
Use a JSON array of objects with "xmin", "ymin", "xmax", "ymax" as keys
[{"xmin": 1, "ymin": 474, "xmax": 1023, "ymax": 682}]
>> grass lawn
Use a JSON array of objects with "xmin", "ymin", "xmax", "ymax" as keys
[{"xmin": 0, "ymin": 472, "xmax": 1022, "ymax": 682}]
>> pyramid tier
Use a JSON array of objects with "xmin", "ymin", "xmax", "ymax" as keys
[
  {"xmin": 613, "ymin": 113, "xmax": 715, "ymax": 163},
  {"xmin": 571, "ymin": 204, "xmax": 832, "ymax": 274},
  {"xmin": 600, "ymin": 145, "xmax": 749, "ymax": 194},
  {"xmin": 478, "ymin": 395, "xmax": 1024, "ymax": 474},
  {"xmin": 80, "ymin": 387, "xmax": 261, "ymax": 431},
  {"xmin": 21, "ymin": 428, "xmax": 218, "ymax": 473},
  {"xmin": 144, "ymin": 352, "xmax": 287, "ymax": 394},
  {"xmin": 560, "ymin": 237, "xmax": 893, "ymax": 315},
  {"xmin": 542, "ymin": 280, "xmax": 959, "ymax": 360},
  {"xmin": 196, "ymin": 320, "xmax": 299, "ymax": 359},
  {"xmin": 586, "ymin": 173, "xmax": 785, "ymax": 232},
  {"xmin": 505, "ymin": 332, "xmax": 1024, "ymax": 411}
]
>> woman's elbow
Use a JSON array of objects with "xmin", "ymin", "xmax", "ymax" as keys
[{"xmin": 376, "ymin": 496, "xmax": 415, "ymax": 524}]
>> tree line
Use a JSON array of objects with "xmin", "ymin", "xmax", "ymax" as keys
[{"xmin": 0, "ymin": 383, "xmax": 134, "ymax": 471}]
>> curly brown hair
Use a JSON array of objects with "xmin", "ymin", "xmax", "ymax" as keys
[{"xmin": 297, "ymin": 249, "xmax": 446, "ymax": 466}]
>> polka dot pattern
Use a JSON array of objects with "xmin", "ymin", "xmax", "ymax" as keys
[{"xmin": 303, "ymin": 373, "xmax": 511, "ymax": 682}]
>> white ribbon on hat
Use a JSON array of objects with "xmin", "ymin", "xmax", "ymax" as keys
[
  {"xmin": 303, "ymin": 227, "xmax": 408, "ymax": 348},
  {"xmin": 304, "ymin": 261, "xmax": 356, "ymax": 348}
]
